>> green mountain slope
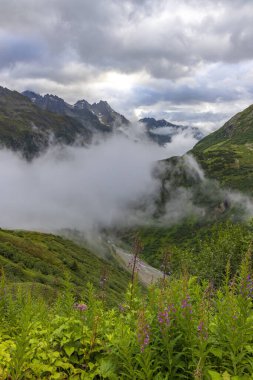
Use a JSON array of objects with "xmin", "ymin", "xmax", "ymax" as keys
[
  {"xmin": 113, "ymin": 106, "xmax": 253, "ymax": 277},
  {"xmin": 192, "ymin": 104, "xmax": 253, "ymax": 193},
  {"xmin": 0, "ymin": 87, "xmax": 92, "ymax": 159},
  {"xmin": 0, "ymin": 229, "xmax": 130, "ymax": 305}
]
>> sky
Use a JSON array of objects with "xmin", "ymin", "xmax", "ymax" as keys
[{"xmin": 1, "ymin": 0, "xmax": 253, "ymax": 132}]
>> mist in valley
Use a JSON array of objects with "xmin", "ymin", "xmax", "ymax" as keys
[{"xmin": 0, "ymin": 127, "xmax": 252, "ymax": 241}]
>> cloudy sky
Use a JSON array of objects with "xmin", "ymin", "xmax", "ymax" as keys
[{"xmin": 1, "ymin": 0, "xmax": 253, "ymax": 132}]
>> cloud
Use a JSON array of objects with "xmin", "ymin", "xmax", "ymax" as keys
[
  {"xmin": 0, "ymin": 136, "xmax": 160, "ymax": 232},
  {"xmin": 0, "ymin": 126, "xmax": 204, "ymax": 234},
  {"xmin": 0, "ymin": 33, "xmax": 46, "ymax": 68},
  {"xmin": 0, "ymin": 130, "xmax": 252, "ymax": 242},
  {"xmin": 1, "ymin": 1, "xmax": 253, "ymax": 73},
  {"xmin": 0, "ymin": 0, "xmax": 253, "ymax": 130},
  {"xmin": 166, "ymin": 134, "xmax": 201, "ymax": 157}
]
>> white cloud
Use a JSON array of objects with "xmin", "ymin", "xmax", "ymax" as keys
[{"xmin": 0, "ymin": 0, "xmax": 253, "ymax": 130}]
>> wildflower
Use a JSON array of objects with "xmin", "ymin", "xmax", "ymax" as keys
[
  {"xmin": 181, "ymin": 295, "xmax": 191, "ymax": 308},
  {"xmin": 158, "ymin": 310, "xmax": 170, "ymax": 326},
  {"xmin": 74, "ymin": 303, "xmax": 88, "ymax": 311},
  {"xmin": 181, "ymin": 295, "xmax": 192, "ymax": 310},
  {"xmin": 157, "ymin": 304, "xmax": 176, "ymax": 330},
  {"xmin": 197, "ymin": 320, "xmax": 208, "ymax": 340},
  {"xmin": 137, "ymin": 310, "xmax": 150, "ymax": 352},
  {"xmin": 246, "ymin": 274, "xmax": 253, "ymax": 297},
  {"xmin": 240, "ymin": 272, "xmax": 253, "ymax": 299},
  {"xmin": 137, "ymin": 324, "xmax": 150, "ymax": 352},
  {"xmin": 118, "ymin": 304, "xmax": 128, "ymax": 313},
  {"xmin": 197, "ymin": 321, "xmax": 204, "ymax": 332},
  {"xmin": 181, "ymin": 295, "xmax": 192, "ymax": 318}
]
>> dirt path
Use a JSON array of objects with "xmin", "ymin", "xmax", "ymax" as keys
[{"xmin": 110, "ymin": 244, "xmax": 165, "ymax": 286}]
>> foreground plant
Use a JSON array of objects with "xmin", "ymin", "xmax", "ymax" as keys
[{"xmin": 1, "ymin": 249, "xmax": 253, "ymax": 379}]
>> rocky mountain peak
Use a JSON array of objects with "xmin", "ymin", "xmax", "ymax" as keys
[{"xmin": 74, "ymin": 99, "xmax": 92, "ymax": 110}]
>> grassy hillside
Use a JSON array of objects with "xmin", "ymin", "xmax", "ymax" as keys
[
  {"xmin": 192, "ymin": 104, "xmax": 253, "ymax": 193},
  {"xmin": 0, "ymin": 87, "xmax": 91, "ymax": 159},
  {"xmin": 0, "ymin": 229, "xmax": 130, "ymax": 305}
]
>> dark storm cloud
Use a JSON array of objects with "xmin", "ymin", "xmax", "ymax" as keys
[
  {"xmin": 0, "ymin": 33, "xmax": 46, "ymax": 67},
  {"xmin": 1, "ymin": 0, "xmax": 253, "ymax": 74},
  {"xmin": 0, "ymin": 0, "xmax": 253, "ymax": 125}
]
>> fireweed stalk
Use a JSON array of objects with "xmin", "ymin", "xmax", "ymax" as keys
[
  {"xmin": 129, "ymin": 235, "xmax": 143, "ymax": 284},
  {"xmin": 128, "ymin": 235, "xmax": 143, "ymax": 304},
  {"xmin": 160, "ymin": 249, "xmax": 172, "ymax": 286},
  {"xmin": 137, "ymin": 309, "xmax": 150, "ymax": 352},
  {"xmin": 157, "ymin": 304, "xmax": 176, "ymax": 333}
]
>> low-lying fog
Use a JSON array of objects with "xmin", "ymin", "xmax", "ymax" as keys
[{"xmin": 0, "ymin": 130, "xmax": 198, "ymax": 232}]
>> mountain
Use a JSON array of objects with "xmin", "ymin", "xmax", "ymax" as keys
[
  {"xmin": 0, "ymin": 86, "xmax": 92, "ymax": 159},
  {"xmin": 139, "ymin": 117, "xmax": 204, "ymax": 145},
  {"xmin": 0, "ymin": 229, "xmax": 130, "ymax": 305},
  {"xmin": 116, "ymin": 105, "xmax": 253, "ymax": 271},
  {"xmin": 89, "ymin": 100, "xmax": 129, "ymax": 127},
  {"xmin": 191, "ymin": 104, "xmax": 253, "ymax": 193},
  {"xmin": 23, "ymin": 91, "xmax": 130, "ymax": 132},
  {"xmin": 0, "ymin": 86, "xmax": 132, "ymax": 158},
  {"xmin": 144, "ymin": 104, "xmax": 253, "ymax": 225},
  {"xmin": 22, "ymin": 91, "xmax": 69, "ymax": 115}
]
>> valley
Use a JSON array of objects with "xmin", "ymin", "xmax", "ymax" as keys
[
  {"xmin": 1, "ymin": 85, "xmax": 253, "ymax": 379},
  {"xmin": 1, "ymin": 1, "xmax": 253, "ymax": 378}
]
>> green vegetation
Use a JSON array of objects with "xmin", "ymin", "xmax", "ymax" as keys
[
  {"xmin": 0, "ymin": 229, "xmax": 130, "ymax": 306},
  {"xmin": 191, "ymin": 104, "xmax": 253, "ymax": 193},
  {"xmin": 1, "ymin": 248, "xmax": 253, "ymax": 379},
  {"xmin": 119, "ymin": 220, "xmax": 252, "ymax": 286}
]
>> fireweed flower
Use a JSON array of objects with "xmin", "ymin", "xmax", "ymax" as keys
[
  {"xmin": 158, "ymin": 310, "xmax": 170, "ymax": 326},
  {"xmin": 158, "ymin": 304, "xmax": 176, "ymax": 331},
  {"xmin": 181, "ymin": 295, "xmax": 191, "ymax": 308},
  {"xmin": 239, "ymin": 273, "xmax": 253, "ymax": 299},
  {"xmin": 246, "ymin": 274, "xmax": 253, "ymax": 298},
  {"xmin": 197, "ymin": 321, "xmax": 204, "ymax": 332},
  {"xmin": 181, "ymin": 295, "xmax": 192, "ymax": 317},
  {"xmin": 137, "ymin": 310, "xmax": 150, "ymax": 352},
  {"xmin": 74, "ymin": 303, "xmax": 88, "ymax": 311},
  {"xmin": 118, "ymin": 304, "xmax": 129, "ymax": 313},
  {"xmin": 197, "ymin": 320, "xmax": 208, "ymax": 340},
  {"xmin": 137, "ymin": 324, "xmax": 150, "ymax": 352}
]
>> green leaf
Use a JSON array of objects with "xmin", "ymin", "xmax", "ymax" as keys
[
  {"xmin": 208, "ymin": 370, "xmax": 222, "ymax": 380},
  {"xmin": 98, "ymin": 358, "xmax": 117, "ymax": 377},
  {"xmin": 88, "ymin": 362, "xmax": 95, "ymax": 370},
  {"xmin": 222, "ymin": 372, "xmax": 231, "ymax": 380},
  {"xmin": 210, "ymin": 347, "xmax": 223, "ymax": 359},
  {"xmin": 64, "ymin": 345, "xmax": 75, "ymax": 357}
]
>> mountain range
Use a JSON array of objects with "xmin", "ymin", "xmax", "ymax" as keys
[
  {"xmin": 1, "ymin": 84, "xmax": 253, "ymax": 194},
  {"xmin": 139, "ymin": 117, "xmax": 204, "ymax": 145},
  {"xmin": 22, "ymin": 90, "xmax": 129, "ymax": 132},
  {"xmin": 1, "ymin": 84, "xmax": 253, "ymax": 303},
  {"xmin": 0, "ymin": 86, "xmax": 203, "ymax": 158}
]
